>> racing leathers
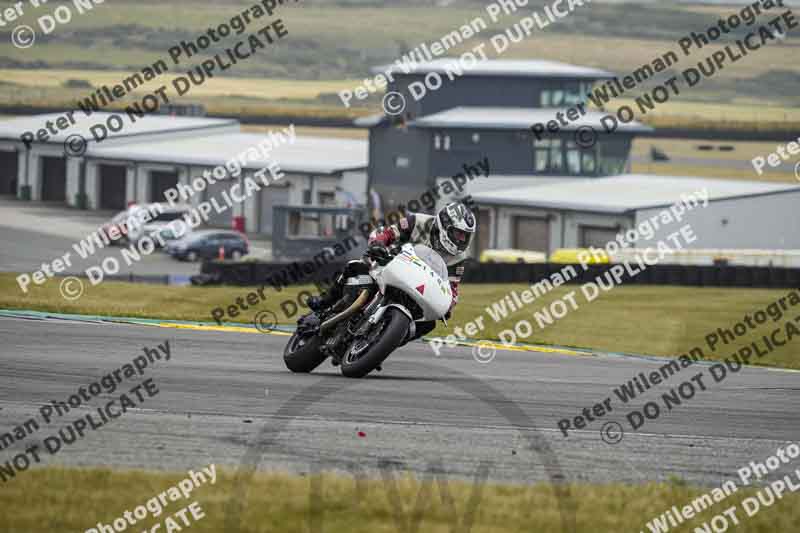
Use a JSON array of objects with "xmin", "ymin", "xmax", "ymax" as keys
[{"xmin": 309, "ymin": 213, "xmax": 467, "ymax": 339}]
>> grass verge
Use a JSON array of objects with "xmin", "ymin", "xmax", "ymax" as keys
[
  {"xmin": 1, "ymin": 273, "xmax": 798, "ymax": 369},
  {"xmin": 0, "ymin": 466, "xmax": 798, "ymax": 533}
]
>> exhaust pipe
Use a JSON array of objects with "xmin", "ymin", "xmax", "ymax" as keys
[{"xmin": 320, "ymin": 289, "xmax": 370, "ymax": 332}]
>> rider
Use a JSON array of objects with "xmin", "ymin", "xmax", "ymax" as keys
[{"xmin": 307, "ymin": 201, "xmax": 476, "ymax": 339}]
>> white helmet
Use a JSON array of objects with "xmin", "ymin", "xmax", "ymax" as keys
[{"xmin": 435, "ymin": 201, "xmax": 476, "ymax": 255}]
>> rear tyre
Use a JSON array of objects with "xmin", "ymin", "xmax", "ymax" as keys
[
  {"xmin": 283, "ymin": 332, "xmax": 327, "ymax": 373},
  {"xmin": 340, "ymin": 308, "xmax": 410, "ymax": 378}
]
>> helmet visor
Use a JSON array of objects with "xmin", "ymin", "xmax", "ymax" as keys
[{"xmin": 447, "ymin": 227, "xmax": 471, "ymax": 251}]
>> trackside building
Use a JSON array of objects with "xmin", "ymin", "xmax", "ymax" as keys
[
  {"xmin": 0, "ymin": 113, "xmax": 238, "ymax": 207},
  {"xmin": 470, "ymin": 174, "xmax": 800, "ymax": 254}
]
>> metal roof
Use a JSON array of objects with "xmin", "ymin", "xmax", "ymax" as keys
[
  {"xmin": 409, "ymin": 106, "xmax": 653, "ymax": 133},
  {"xmin": 374, "ymin": 59, "xmax": 614, "ymax": 79},
  {"xmin": 0, "ymin": 112, "xmax": 238, "ymax": 143},
  {"xmin": 436, "ymin": 174, "xmax": 587, "ymax": 194},
  {"xmin": 471, "ymin": 174, "xmax": 800, "ymax": 214},
  {"xmin": 87, "ymin": 133, "xmax": 368, "ymax": 175}
]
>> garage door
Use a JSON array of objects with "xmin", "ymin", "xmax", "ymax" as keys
[
  {"xmin": 99, "ymin": 165, "xmax": 127, "ymax": 210},
  {"xmin": 204, "ymin": 178, "xmax": 235, "ymax": 228},
  {"xmin": 0, "ymin": 151, "xmax": 18, "ymax": 195},
  {"xmin": 41, "ymin": 156, "xmax": 67, "ymax": 202},
  {"xmin": 259, "ymin": 185, "xmax": 290, "ymax": 235},
  {"xmin": 579, "ymin": 226, "xmax": 619, "ymax": 248},
  {"xmin": 150, "ymin": 171, "xmax": 178, "ymax": 203},
  {"xmin": 513, "ymin": 216, "xmax": 549, "ymax": 253}
]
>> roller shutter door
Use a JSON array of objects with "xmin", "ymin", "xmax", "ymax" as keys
[
  {"xmin": 41, "ymin": 156, "xmax": 67, "ymax": 202},
  {"xmin": 99, "ymin": 164, "xmax": 127, "ymax": 209},
  {"xmin": 150, "ymin": 171, "xmax": 178, "ymax": 203},
  {"xmin": 258, "ymin": 185, "xmax": 290, "ymax": 235},
  {"xmin": 513, "ymin": 216, "xmax": 550, "ymax": 253},
  {"xmin": 0, "ymin": 151, "xmax": 17, "ymax": 195}
]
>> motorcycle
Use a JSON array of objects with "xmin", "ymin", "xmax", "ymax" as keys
[{"xmin": 283, "ymin": 243, "xmax": 452, "ymax": 378}]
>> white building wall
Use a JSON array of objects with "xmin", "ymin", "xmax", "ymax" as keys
[
  {"xmin": 16, "ymin": 148, "xmax": 27, "ymax": 198},
  {"xmin": 125, "ymin": 165, "xmax": 136, "ymax": 205},
  {"xmin": 244, "ymin": 169, "xmax": 259, "ymax": 233},
  {"xmin": 133, "ymin": 163, "xmax": 179, "ymax": 203},
  {"xmin": 635, "ymin": 191, "xmax": 800, "ymax": 250},
  {"xmin": 84, "ymin": 161, "xmax": 99, "ymax": 209}
]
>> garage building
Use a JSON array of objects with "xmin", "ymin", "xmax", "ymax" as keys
[
  {"xmin": 87, "ymin": 132, "xmax": 368, "ymax": 235},
  {"xmin": 470, "ymin": 174, "xmax": 800, "ymax": 255},
  {"xmin": 0, "ymin": 112, "xmax": 238, "ymax": 207}
]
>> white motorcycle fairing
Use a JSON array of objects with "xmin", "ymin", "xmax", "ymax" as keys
[{"xmin": 371, "ymin": 244, "xmax": 452, "ymax": 322}]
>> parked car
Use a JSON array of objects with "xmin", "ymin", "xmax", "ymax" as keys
[
  {"xmin": 99, "ymin": 209, "xmax": 136, "ymax": 245},
  {"xmin": 127, "ymin": 203, "xmax": 191, "ymax": 246},
  {"xmin": 166, "ymin": 230, "xmax": 249, "ymax": 262}
]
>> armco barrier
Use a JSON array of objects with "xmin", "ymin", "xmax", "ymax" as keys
[
  {"xmin": 200, "ymin": 259, "xmax": 346, "ymax": 288},
  {"xmin": 199, "ymin": 260, "xmax": 800, "ymax": 289},
  {"xmin": 462, "ymin": 262, "xmax": 800, "ymax": 289}
]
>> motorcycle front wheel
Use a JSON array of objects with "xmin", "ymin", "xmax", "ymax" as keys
[
  {"xmin": 283, "ymin": 331, "xmax": 327, "ymax": 373},
  {"xmin": 340, "ymin": 308, "xmax": 410, "ymax": 378}
]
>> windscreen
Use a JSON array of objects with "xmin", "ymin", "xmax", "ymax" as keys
[{"xmin": 414, "ymin": 244, "xmax": 448, "ymax": 282}]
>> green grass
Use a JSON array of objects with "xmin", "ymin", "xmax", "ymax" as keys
[
  {"xmin": 0, "ymin": 466, "xmax": 798, "ymax": 533},
  {"xmin": 2, "ymin": 273, "xmax": 798, "ymax": 369}
]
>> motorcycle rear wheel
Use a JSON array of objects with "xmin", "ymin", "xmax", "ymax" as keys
[{"xmin": 340, "ymin": 308, "xmax": 410, "ymax": 378}]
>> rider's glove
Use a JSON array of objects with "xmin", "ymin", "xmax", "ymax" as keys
[
  {"xmin": 449, "ymin": 281, "xmax": 459, "ymax": 307},
  {"xmin": 369, "ymin": 226, "xmax": 396, "ymax": 246}
]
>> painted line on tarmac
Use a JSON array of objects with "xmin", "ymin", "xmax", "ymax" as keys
[
  {"xmin": 0, "ymin": 309, "xmax": 587, "ymax": 355},
  {"xmin": 0, "ymin": 308, "xmax": 293, "ymax": 336},
  {"xmin": 3, "ymin": 308, "xmax": 799, "ymax": 372},
  {"xmin": 420, "ymin": 337, "xmax": 588, "ymax": 357}
]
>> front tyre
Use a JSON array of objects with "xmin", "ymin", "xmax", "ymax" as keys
[
  {"xmin": 283, "ymin": 332, "xmax": 327, "ymax": 373},
  {"xmin": 340, "ymin": 308, "xmax": 410, "ymax": 378}
]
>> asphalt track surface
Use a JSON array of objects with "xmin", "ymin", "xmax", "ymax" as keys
[{"xmin": 1, "ymin": 315, "xmax": 799, "ymax": 489}]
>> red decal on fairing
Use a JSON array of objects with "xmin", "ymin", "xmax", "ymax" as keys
[{"xmin": 416, "ymin": 284, "xmax": 425, "ymax": 295}]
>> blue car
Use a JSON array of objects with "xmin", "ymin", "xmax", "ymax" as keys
[{"xmin": 166, "ymin": 230, "xmax": 249, "ymax": 262}]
